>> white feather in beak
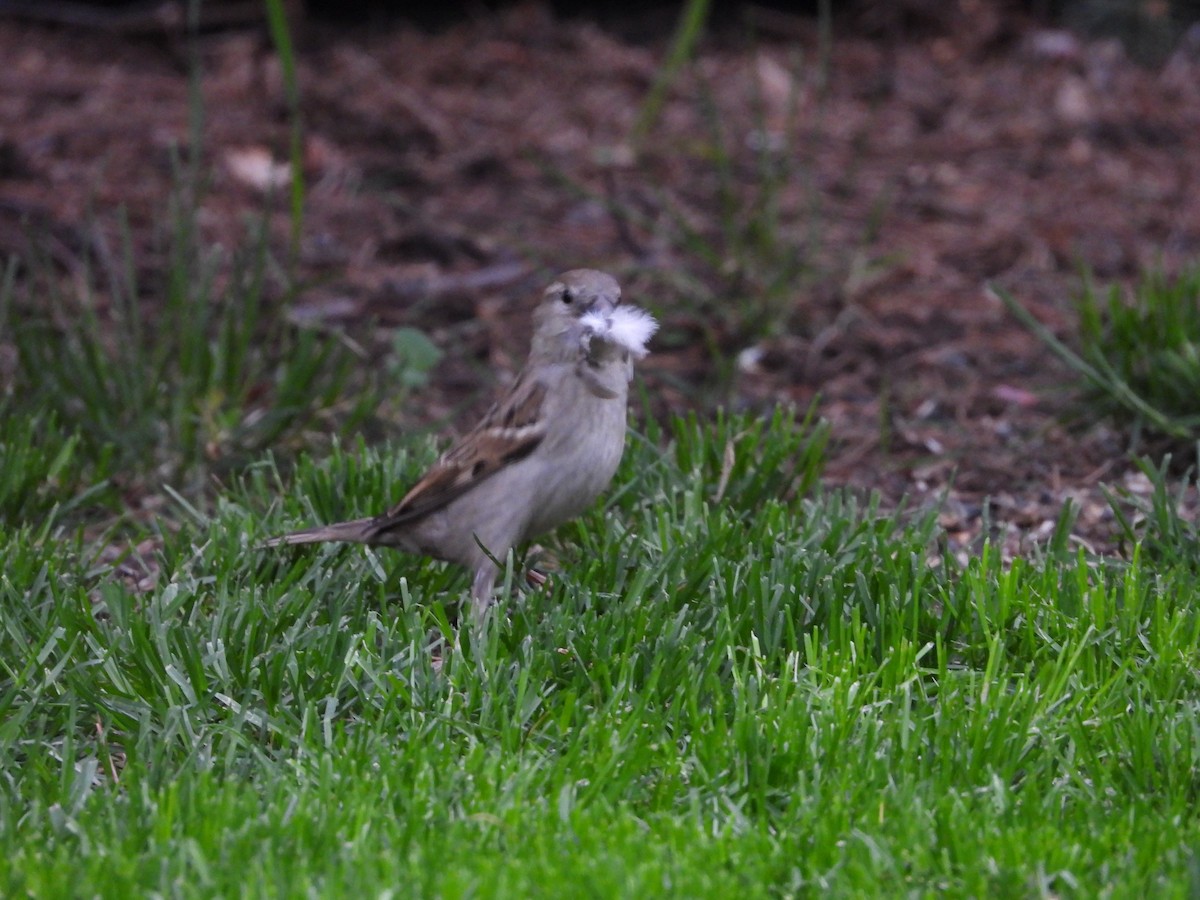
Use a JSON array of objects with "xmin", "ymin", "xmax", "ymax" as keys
[{"xmin": 580, "ymin": 306, "xmax": 658, "ymax": 359}]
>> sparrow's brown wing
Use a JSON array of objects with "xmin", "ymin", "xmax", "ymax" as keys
[{"xmin": 367, "ymin": 375, "xmax": 547, "ymax": 536}]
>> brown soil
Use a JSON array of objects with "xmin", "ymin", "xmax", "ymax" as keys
[{"xmin": 3, "ymin": 3, "xmax": 1199, "ymax": 560}]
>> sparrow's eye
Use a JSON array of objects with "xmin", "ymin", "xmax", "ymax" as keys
[{"xmin": 561, "ymin": 289, "xmax": 575, "ymax": 305}]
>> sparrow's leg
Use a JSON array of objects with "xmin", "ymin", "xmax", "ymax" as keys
[{"xmin": 470, "ymin": 563, "xmax": 499, "ymax": 618}]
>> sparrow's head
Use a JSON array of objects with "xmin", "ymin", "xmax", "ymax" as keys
[
  {"xmin": 530, "ymin": 269, "xmax": 622, "ymax": 361},
  {"xmin": 540, "ymin": 269, "xmax": 621, "ymax": 319}
]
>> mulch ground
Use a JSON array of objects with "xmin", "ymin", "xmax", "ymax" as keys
[{"xmin": 3, "ymin": 2, "xmax": 1200, "ymax": 561}]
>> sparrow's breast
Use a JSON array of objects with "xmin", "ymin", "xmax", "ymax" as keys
[{"xmin": 522, "ymin": 362, "xmax": 629, "ymax": 538}]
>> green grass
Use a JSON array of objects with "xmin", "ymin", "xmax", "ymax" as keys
[
  {"xmin": 0, "ymin": 196, "xmax": 377, "ymax": 510},
  {"xmin": 1000, "ymin": 266, "xmax": 1200, "ymax": 445},
  {"xmin": 0, "ymin": 409, "xmax": 112, "ymax": 528},
  {"xmin": 3, "ymin": 396, "xmax": 1200, "ymax": 896}
]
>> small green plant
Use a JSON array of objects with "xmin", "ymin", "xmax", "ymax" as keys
[
  {"xmin": 387, "ymin": 326, "xmax": 443, "ymax": 391},
  {"xmin": 999, "ymin": 266, "xmax": 1200, "ymax": 444}
]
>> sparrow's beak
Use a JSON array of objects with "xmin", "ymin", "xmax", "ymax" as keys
[{"xmin": 587, "ymin": 294, "xmax": 618, "ymax": 317}]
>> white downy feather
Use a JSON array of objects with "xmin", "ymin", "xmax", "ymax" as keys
[{"xmin": 580, "ymin": 306, "xmax": 658, "ymax": 359}]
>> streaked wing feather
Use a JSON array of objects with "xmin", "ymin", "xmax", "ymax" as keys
[{"xmin": 368, "ymin": 376, "xmax": 547, "ymax": 533}]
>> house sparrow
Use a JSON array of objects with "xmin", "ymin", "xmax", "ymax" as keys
[{"xmin": 266, "ymin": 269, "xmax": 657, "ymax": 615}]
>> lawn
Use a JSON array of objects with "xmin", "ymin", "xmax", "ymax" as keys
[{"xmin": 3, "ymin": 403, "xmax": 1199, "ymax": 896}]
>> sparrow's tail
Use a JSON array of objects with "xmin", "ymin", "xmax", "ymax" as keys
[{"xmin": 262, "ymin": 517, "xmax": 378, "ymax": 547}]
